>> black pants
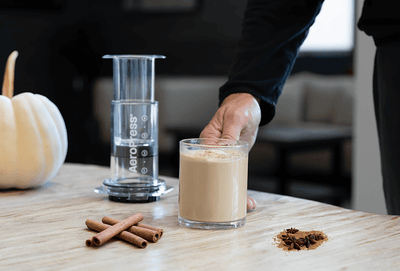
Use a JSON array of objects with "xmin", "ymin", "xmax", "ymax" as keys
[{"xmin": 373, "ymin": 42, "xmax": 400, "ymax": 215}]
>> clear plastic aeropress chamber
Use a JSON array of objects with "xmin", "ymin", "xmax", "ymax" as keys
[{"xmin": 94, "ymin": 55, "xmax": 173, "ymax": 202}]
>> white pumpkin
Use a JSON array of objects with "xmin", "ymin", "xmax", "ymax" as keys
[{"xmin": 0, "ymin": 51, "xmax": 68, "ymax": 189}]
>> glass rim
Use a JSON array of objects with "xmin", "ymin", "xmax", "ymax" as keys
[{"xmin": 180, "ymin": 138, "xmax": 249, "ymax": 148}]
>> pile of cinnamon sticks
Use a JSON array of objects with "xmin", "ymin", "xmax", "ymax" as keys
[{"xmin": 85, "ymin": 213, "xmax": 163, "ymax": 249}]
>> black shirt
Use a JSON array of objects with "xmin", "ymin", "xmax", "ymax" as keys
[
  {"xmin": 220, "ymin": 0, "xmax": 400, "ymax": 126},
  {"xmin": 358, "ymin": 0, "xmax": 400, "ymax": 46}
]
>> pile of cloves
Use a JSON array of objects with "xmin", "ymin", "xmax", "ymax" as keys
[{"xmin": 275, "ymin": 228, "xmax": 327, "ymax": 251}]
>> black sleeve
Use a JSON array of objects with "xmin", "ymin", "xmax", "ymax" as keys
[{"xmin": 219, "ymin": 0, "xmax": 324, "ymax": 125}]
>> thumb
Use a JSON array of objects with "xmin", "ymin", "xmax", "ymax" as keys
[
  {"xmin": 200, "ymin": 106, "xmax": 245, "ymax": 141},
  {"xmin": 220, "ymin": 113, "xmax": 245, "ymax": 142},
  {"xmin": 199, "ymin": 116, "xmax": 223, "ymax": 139}
]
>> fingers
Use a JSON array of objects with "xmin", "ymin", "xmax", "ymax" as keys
[
  {"xmin": 221, "ymin": 93, "xmax": 261, "ymax": 149},
  {"xmin": 199, "ymin": 116, "xmax": 222, "ymax": 139},
  {"xmin": 199, "ymin": 93, "xmax": 261, "ymax": 150},
  {"xmin": 200, "ymin": 110, "xmax": 244, "ymax": 143},
  {"xmin": 221, "ymin": 125, "xmax": 242, "ymax": 141},
  {"xmin": 247, "ymin": 196, "xmax": 257, "ymax": 211},
  {"xmin": 247, "ymin": 197, "xmax": 253, "ymax": 210},
  {"xmin": 250, "ymin": 197, "xmax": 257, "ymax": 209},
  {"xmin": 220, "ymin": 111, "xmax": 246, "ymax": 141}
]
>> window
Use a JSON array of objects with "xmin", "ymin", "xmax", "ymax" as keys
[{"xmin": 300, "ymin": 0, "xmax": 355, "ymax": 54}]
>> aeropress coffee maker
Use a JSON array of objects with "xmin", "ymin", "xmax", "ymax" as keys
[{"xmin": 94, "ymin": 55, "xmax": 173, "ymax": 202}]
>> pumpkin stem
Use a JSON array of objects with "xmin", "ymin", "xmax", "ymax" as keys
[{"xmin": 2, "ymin": 51, "xmax": 19, "ymax": 99}]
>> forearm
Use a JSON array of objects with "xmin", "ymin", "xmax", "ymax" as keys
[{"xmin": 220, "ymin": 0, "xmax": 324, "ymax": 125}]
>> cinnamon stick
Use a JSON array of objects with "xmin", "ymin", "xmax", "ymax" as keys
[
  {"xmin": 85, "ymin": 219, "xmax": 147, "ymax": 248},
  {"xmin": 85, "ymin": 238, "xmax": 93, "ymax": 247},
  {"xmin": 102, "ymin": 216, "xmax": 159, "ymax": 242},
  {"xmin": 90, "ymin": 213, "xmax": 144, "ymax": 246},
  {"xmin": 136, "ymin": 223, "xmax": 164, "ymax": 239}
]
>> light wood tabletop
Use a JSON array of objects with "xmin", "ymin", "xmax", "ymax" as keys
[{"xmin": 1, "ymin": 163, "xmax": 400, "ymax": 270}]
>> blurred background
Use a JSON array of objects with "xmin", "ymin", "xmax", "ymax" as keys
[{"xmin": 0, "ymin": 0, "xmax": 385, "ymax": 213}]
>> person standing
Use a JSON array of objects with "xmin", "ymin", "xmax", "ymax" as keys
[{"xmin": 200, "ymin": 0, "xmax": 400, "ymax": 214}]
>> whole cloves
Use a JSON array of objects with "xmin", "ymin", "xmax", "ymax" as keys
[{"xmin": 277, "ymin": 228, "xmax": 327, "ymax": 251}]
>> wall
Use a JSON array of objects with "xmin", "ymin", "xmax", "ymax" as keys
[
  {"xmin": 353, "ymin": 0, "xmax": 386, "ymax": 214},
  {"xmin": 0, "ymin": 0, "xmax": 353, "ymax": 166},
  {"xmin": 0, "ymin": 0, "xmax": 247, "ymax": 165}
]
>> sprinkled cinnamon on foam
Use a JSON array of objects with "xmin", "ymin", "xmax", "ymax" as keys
[{"xmin": 188, "ymin": 150, "xmax": 245, "ymax": 161}]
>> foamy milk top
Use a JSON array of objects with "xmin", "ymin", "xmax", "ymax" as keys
[{"xmin": 181, "ymin": 149, "xmax": 246, "ymax": 162}]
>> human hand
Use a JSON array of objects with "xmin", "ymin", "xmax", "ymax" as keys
[
  {"xmin": 200, "ymin": 93, "xmax": 261, "ymax": 211},
  {"xmin": 247, "ymin": 197, "xmax": 257, "ymax": 211},
  {"xmin": 199, "ymin": 93, "xmax": 261, "ymax": 150}
]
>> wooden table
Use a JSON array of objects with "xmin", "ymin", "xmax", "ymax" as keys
[{"xmin": 1, "ymin": 163, "xmax": 400, "ymax": 270}]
